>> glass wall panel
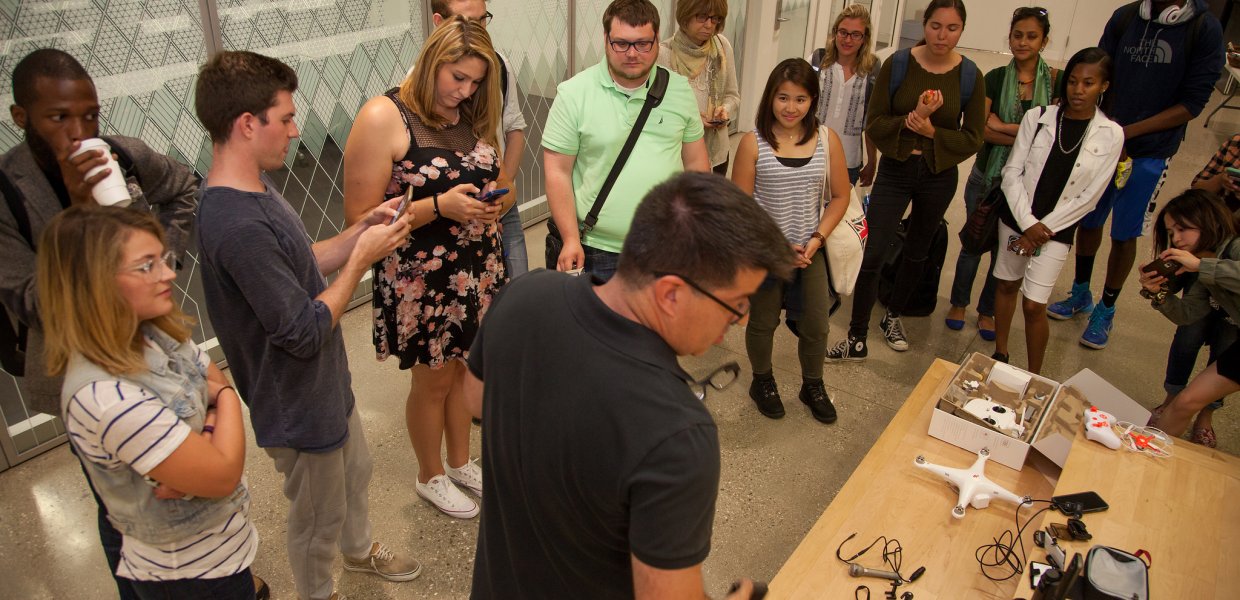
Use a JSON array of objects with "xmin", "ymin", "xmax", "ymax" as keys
[{"xmin": 488, "ymin": 0, "xmax": 569, "ymax": 225}]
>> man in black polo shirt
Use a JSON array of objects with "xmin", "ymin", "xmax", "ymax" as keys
[{"xmin": 466, "ymin": 172, "xmax": 793, "ymax": 599}]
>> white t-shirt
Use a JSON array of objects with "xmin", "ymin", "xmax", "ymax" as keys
[{"xmin": 64, "ymin": 342, "xmax": 258, "ymax": 581}]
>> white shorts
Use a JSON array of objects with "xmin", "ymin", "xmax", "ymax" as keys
[{"xmin": 993, "ymin": 221, "xmax": 1072, "ymax": 305}]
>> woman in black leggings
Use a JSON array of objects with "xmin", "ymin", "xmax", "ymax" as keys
[{"xmin": 827, "ymin": 0, "xmax": 985, "ymax": 361}]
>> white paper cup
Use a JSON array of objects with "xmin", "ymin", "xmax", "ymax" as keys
[{"xmin": 70, "ymin": 138, "xmax": 132, "ymax": 207}]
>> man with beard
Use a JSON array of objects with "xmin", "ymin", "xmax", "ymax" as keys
[
  {"xmin": 0, "ymin": 49, "xmax": 201, "ymax": 599},
  {"xmin": 543, "ymin": 0, "xmax": 709, "ymax": 280}
]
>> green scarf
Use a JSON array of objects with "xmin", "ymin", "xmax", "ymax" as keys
[
  {"xmin": 984, "ymin": 57, "xmax": 1053, "ymax": 182},
  {"xmin": 669, "ymin": 30, "xmax": 727, "ymax": 110}
]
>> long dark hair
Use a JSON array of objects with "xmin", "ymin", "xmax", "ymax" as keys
[
  {"xmin": 1154, "ymin": 189, "xmax": 1236, "ymax": 256},
  {"xmin": 1057, "ymin": 47, "xmax": 1113, "ymax": 113},
  {"xmin": 754, "ymin": 58, "xmax": 819, "ymax": 152}
]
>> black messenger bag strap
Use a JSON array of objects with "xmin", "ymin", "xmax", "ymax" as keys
[{"xmin": 580, "ymin": 66, "xmax": 670, "ymax": 234}]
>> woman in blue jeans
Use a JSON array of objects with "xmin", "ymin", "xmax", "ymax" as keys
[
  {"xmin": 39, "ymin": 206, "xmax": 259, "ymax": 600},
  {"xmin": 827, "ymin": 0, "xmax": 985, "ymax": 360},
  {"xmin": 946, "ymin": 6, "xmax": 1057, "ymax": 341}
]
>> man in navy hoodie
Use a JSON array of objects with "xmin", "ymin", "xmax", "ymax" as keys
[{"xmin": 1048, "ymin": 0, "xmax": 1223, "ymax": 349}]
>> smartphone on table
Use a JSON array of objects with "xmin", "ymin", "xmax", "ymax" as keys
[
  {"xmin": 1052, "ymin": 491, "xmax": 1108, "ymax": 514},
  {"xmin": 389, "ymin": 186, "xmax": 414, "ymax": 225}
]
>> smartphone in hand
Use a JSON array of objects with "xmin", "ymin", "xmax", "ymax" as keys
[
  {"xmin": 390, "ymin": 187, "xmax": 414, "ymax": 225},
  {"xmin": 476, "ymin": 188, "xmax": 510, "ymax": 203},
  {"xmin": 1142, "ymin": 258, "xmax": 1182, "ymax": 279}
]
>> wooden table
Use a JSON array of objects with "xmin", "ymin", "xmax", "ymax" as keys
[
  {"xmin": 1028, "ymin": 428, "xmax": 1240, "ymax": 599},
  {"xmin": 769, "ymin": 360, "xmax": 1057, "ymax": 599}
]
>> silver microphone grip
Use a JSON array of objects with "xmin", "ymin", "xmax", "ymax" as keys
[{"xmin": 847, "ymin": 563, "xmax": 901, "ymax": 581}]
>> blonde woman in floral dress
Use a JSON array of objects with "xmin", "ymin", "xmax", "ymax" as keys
[{"xmin": 344, "ymin": 16, "xmax": 505, "ymax": 519}]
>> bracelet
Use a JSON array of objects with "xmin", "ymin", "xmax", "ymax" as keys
[
  {"xmin": 432, "ymin": 193, "xmax": 440, "ymax": 217},
  {"xmin": 213, "ymin": 385, "xmax": 235, "ymax": 406},
  {"xmin": 809, "ymin": 231, "xmax": 827, "ymax": 247},
  {"xmin": 201, "ymin": 425, "xmax": 215, "ymax": 434}
]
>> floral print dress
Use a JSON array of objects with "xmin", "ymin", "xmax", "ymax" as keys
[{"xmin": 373, "ymin": 90, "xmax": 506, "ymax": 369}]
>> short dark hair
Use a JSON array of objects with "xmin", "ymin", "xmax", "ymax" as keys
[
  {"xmin": 923, "ymin": 0, "xmax": 967, "ymax": 26},
  {"xmin": 11, "ymin": 48, "xmax": 91, "ymax": 107},
  {"xmin": 755, "ymin": 58, "xmax": 820, "ymax": 152},
  {"xmin": 431, "ymin": 0, "xmax": 483, "ymax": 18},
  {"xmin": 194, "ymin": 51, "xmax": 298, "ymax": 144},
  {"xmin": 1057, "ymin": 47, "xmax": 1113, "ymax": 113},
  {"xmin": 1011, "ymin": 6, "xmax": 1050, "ymax": 37},
  {"xmin": 1154, "ymin": 189, "xmax": 1237, "ymax": 255},
  {"xmin": 603, "ymin": 0, "xmax": 660, "ymax": 36},
  {"xmin": 616, "ymin": 173, "xmax": 796, "ymax": 288}
]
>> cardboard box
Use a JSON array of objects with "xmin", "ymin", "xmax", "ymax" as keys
[
  {"xmin": 930, "ymin": 353, "xmax": 1060, "ymax": 471},
  {"xmin": 930, "ymin": 354, "xmax": 1152, "ymax": 471}
]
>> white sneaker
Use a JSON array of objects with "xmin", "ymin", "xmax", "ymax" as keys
[
  {"xmin": 415, "ymin": 474, "xmax": 479, "ymax": 519},
  {"xmin": 446, "ymin": 459, "xmax": 483, "ymax": 497}
]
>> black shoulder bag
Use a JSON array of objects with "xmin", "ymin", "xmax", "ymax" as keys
[
  {"xmin": 545, "ymin": 66, "xmax": 670, "ymax": 269},
  {"xmin": 958, "ymin": 106, "xmax": 1047, "ymax": 256}
]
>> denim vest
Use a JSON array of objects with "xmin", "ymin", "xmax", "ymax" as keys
[{"xmin": 60, "ymin": 324, "xmax": 248, "ymax": 545}]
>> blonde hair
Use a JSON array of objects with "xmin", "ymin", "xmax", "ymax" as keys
[
  {"xmin": 37, "ymin": 205, "xmax": 192, "ymax": 377},
  {"xmin": 675, "ymin": 0, "xmax": 728, "ymax": 31},
  {"xmin": 821, "ymin": 3, "xmax": 878, "ymax": 75},
  {"xmin": 399, "ymin": 15, "xmax": 500, "ymax": 147}
]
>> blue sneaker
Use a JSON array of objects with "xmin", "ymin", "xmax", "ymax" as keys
[
  {"xmin": 1048, "ymin": 282, "xmax": 1094, "ymax": 320},
  {"xmin": 1080, "ymin": 303, "xmax": 1115, "ymax": 349}
]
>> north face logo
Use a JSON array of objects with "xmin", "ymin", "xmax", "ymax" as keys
[{"xmin": 1124, "ymin": 38, "xmax": 1174, "ymax": 65}]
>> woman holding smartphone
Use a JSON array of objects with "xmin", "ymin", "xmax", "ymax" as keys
[
  {"xmin": 946, "ymin": 6, "xmax": 1057, "ymax": 341},
  {"xmin": 732, "ymin": 58, "xmax": 850, "ymax": 424},
  {"xmin": 658, "ymin": 0, "xmax": 740, "ymax": 174},
  {"xmin": 40, "ymin": 206, "xmax": 258, "ymax": 599},
  {"xmin": 827, "ymin": 0, "xmax": 985, "ymax": 361},
  {"xmin": 991, "ymin": 47, "xmax": 1121, "ymax": 374},
  {"xmin": 343, "ymin": 17, "xmax": 505, "ymax": 519}
]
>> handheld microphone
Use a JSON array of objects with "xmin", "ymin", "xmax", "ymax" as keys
[{"xmin": 848, "ymin": 563, "xmax": 902, "ymax": 581}]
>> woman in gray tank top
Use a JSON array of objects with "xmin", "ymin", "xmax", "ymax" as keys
[{"xmin": 732, "ymin": 58, "xmax": 852, "ymax": 425}]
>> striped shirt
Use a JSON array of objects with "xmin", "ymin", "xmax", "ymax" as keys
[
  {"xmin": 64, "ymin": 341, "xmax": 258, "ymax": 581},
  {"xmin": 753, "ymin": 130, "xmax": 827, "ymax": 245}
]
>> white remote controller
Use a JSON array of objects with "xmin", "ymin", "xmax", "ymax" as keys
[{"xmin": 1084, "ymin": 406, "xmax": 1121, "ymax": 449}]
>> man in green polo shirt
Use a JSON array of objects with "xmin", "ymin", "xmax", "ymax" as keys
[{"xmin": 544, "ymin": 0, "xmax": 709, "ymax": 280}]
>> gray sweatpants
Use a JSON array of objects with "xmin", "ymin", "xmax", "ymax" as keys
[{"xmin": 265, "ymin": 408, "xmax": 374, "ymax": 600}]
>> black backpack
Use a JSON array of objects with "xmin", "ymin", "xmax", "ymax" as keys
[
  {"xmin": 877, "ymin": 217, "xmax": 949, "ymax": 317},
  {"xmin": 0, "ymin": 137, "xmax": 139, "ymax": 376}
]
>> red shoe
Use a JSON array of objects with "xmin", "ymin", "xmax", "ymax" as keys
[{"xmin": 1192, "ymin": 426, "xmax": 1217, "ymax": 448}]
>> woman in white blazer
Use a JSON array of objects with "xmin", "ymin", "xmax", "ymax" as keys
[{"xmin": 992, "ymin": 48, "xmax": 1122, "ymax": 374}]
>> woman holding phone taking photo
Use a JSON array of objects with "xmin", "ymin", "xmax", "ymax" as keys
[
  {"xmin": 991, "ymin": 47, "xmax": 1121, "ymax": 374},
  {"xmin": 827, "ymin": 0, "xmax": 985, "ymax": 361},
  {"xmin": 343, "ymin": 17, "xmax": 505, "ymax": 519},
  {"xmin": 40, "ymin": 206, "xmax": 259, "ymax": 599}
]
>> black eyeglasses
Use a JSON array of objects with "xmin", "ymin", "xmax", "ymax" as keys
[
  {"xmin": 690, "ymin": 361, "xmax": 740, "ymax": 401},
  {"xmin": 836, "ymin": 28, "xmax": 866, "ymax": 41},
  {"xmin": 607, "ymin": 36, "xmax": 656, "ymax": 53},
  {"xmin": 481, "ymin": 11, "xmax": 493, "ymax": 25},
  {"xmin": 654, "ymin": 271, "xmax": 748, "ymax": 324},
  {"xmin": 694, "ymin": 14, "xmax": 723, "ymax": 25}
]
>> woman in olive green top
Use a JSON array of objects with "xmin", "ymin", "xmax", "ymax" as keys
[{"xmin": 826, "ymin": 0, "xmax": 985, "ymax": 361}]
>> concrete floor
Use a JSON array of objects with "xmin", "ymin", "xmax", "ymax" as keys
[{"xmin": 2, "ymin": 50, "xmax": 1239, "ymax": 599}]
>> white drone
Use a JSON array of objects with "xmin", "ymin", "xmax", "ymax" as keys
[{"xmin": 913, "ymin": 449, "xmax": 1032, "ymax": 519}]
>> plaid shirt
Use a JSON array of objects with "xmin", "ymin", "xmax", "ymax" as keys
[{"xmin": 1193, "ymin": 134, "xmax": 1240, "ymax": 207}]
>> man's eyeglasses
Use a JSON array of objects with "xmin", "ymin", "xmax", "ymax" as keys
[
  {"xmin": 690, "ymin": 361, "xmax": 740, "ymax": 401},
  {"xmin": 654, "ymin": 271, "xmax": 748, "ymax": 324},
  {"xmin": 835, "ymin": 28, "xmax": 866, "ymax": 41},
  {"xmin": 607, "ymin": 36, "xmax": 656, "ymax": 53},
  {"xmin": 120, "ymin": 251, "xmax": 176, "ymax": 281},
  {"xmin": 693, "ymin": 14, "xmax": 723, "ymax": 25},
  {"xmin": 480, "ymin": 11, "xmax": 493, "ymax": 25}
]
